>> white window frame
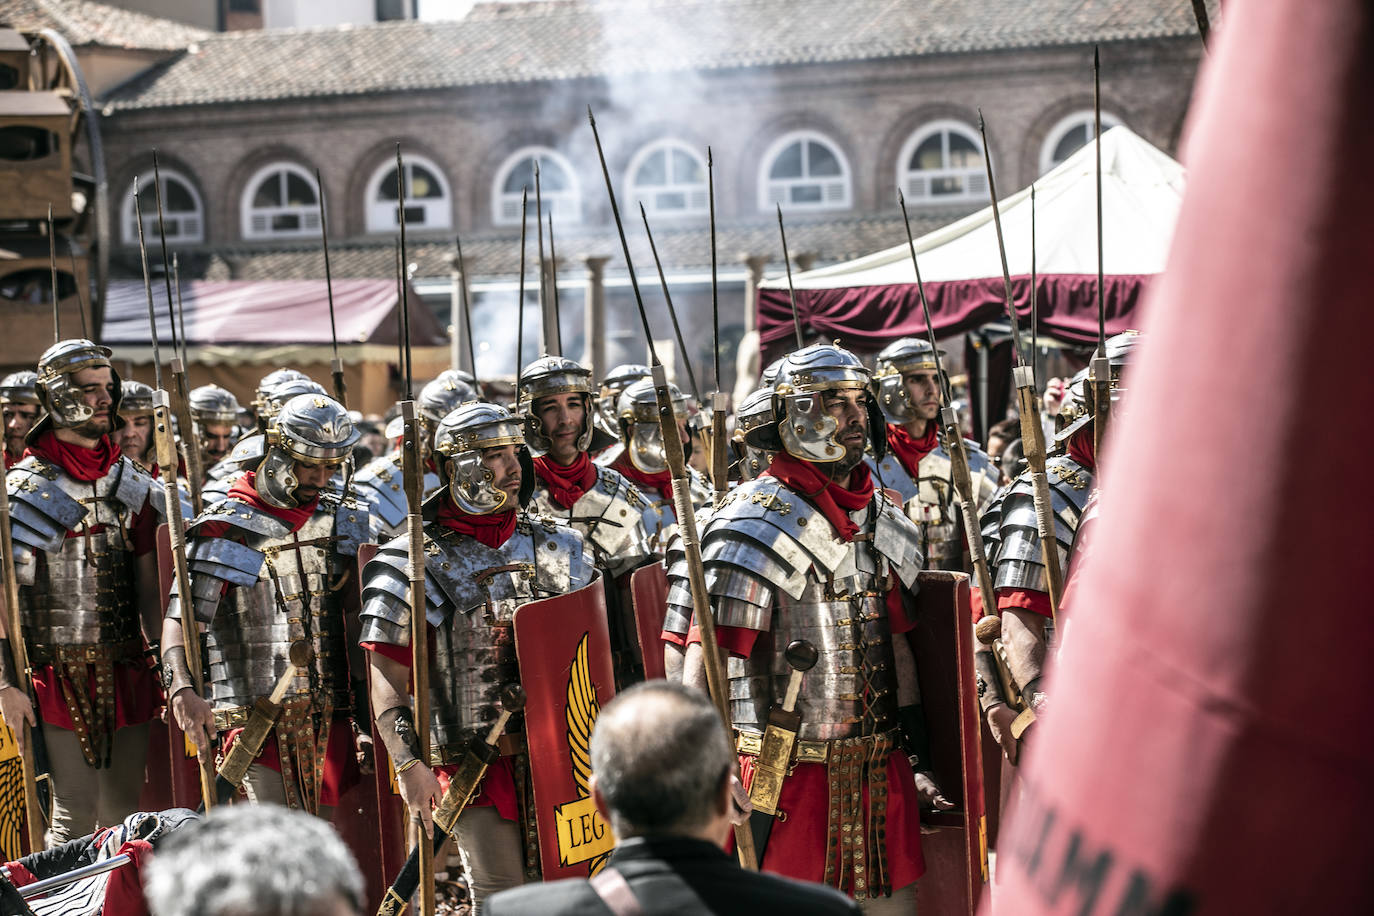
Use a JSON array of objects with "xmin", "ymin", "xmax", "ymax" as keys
[
  {"xmin": 121, "ymin": 168, "xmax": 204, "ymax": 245},
  {"xmin": 625, "ymin": 140, "xmax": 708, "ymax": 218},
  {"xmin": 1039, "ymin": 110, "xmax": 1123, "ymax": 175},
  {"xmin": 896, "ymin": 120, "xmax": 988, "ymax": 206},
  {"xmin": 758, "ymin": 130, "xmax": 852, "ymax": 213},
  {"xmin": 365, "ymin": 153, "xmax": 453, "ymax": 233},
  {"xmin": 240, "ymin": 161, "xmax": 321, "ymax": 240},
  {"xmin": 491, "ymin": 147, "xmax": 581, "ymax": 227}
]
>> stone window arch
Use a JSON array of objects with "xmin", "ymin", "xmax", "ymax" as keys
[
  {"xmin": 758, "ymin": 130, "xmax": 851, "ymax": 212},
  {"xmin": 1039, "ymin": 110, "xmax": 1123, "ymax": 175},
  {"xmin": 626, "ymin": 140, "xmax": 708, "ymax": 217},
  {"xmin": 492, "ymin": 147, "xmax": 580, "ymax": 227},
  {"xmin": 122, "ymin": 168, "xmax": 204, "ymax": 244},
  {"xmin": 897, "ymin": 120, "xmax": 987, "ymax": 205},
  {"xmin": 365, "ymin": 153, "xmax": 453, "ymax": 233},
  {"xmin": 240, "ymin": 161, "xmax": 319, "ymax": 239}
]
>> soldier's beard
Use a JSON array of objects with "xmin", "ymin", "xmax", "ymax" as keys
[
  {"xmin": 71, "ymin": 415, "xmax": 112, "ymax": 441},
  {"xmin": 825, "ymin": 440, "xmax": 867, "ymax": 480}
]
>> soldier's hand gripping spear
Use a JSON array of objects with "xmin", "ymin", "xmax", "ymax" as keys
[
  {"xmin": 135, "ymin": 179, "xmax": 217, "ymax": 810},
  {"xmin": 152, "ymin": 151, "xmax": 205, "ymax": 514},
  {"xmin": 376, "ymin": 685, "xmax": 526, "ymax": 916},
  {"xmin": 589, "ymin": 106, "xmax": 759, "ymax": 871},
  {"xmin": 394, "ymin": 145, "xmax": 437, "ymax": 916}
]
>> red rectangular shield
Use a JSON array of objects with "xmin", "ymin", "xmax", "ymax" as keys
[
  {"xmin": 908, "ymin": 569, "xmax": 988, "ymax": 915},
  {"xmin": 629, "ymin": 562, "xmax": 669, "ymax": 681},
  {"xmin": 143, "ymin": 523, "xmax": 203, "ymax": 812},
  {"xmin": 513, "ymin": 577, "xmax": 617, "ymax": 880}
]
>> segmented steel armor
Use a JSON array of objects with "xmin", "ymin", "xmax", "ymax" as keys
[
  {"xmin": 983, "ymin": 454, "xmax": 1093, "ymax": 597},
  {"xmin": 868, "ymin": 438, "xmax": 998, "ymax": 570},
  {"xmin": 527, "ymin": 464, "xmax": 654, "ymax": 578},
  {"xmin": 358, "ymin": 515, "xmax": 594, "ymax": 762},
  {"xmin": 351, "ymin": 451, "xmax": 442, "ymax": 540},
  {"xmin": 664, "ymin": 475, "xmax": 923, "ymax": 741},
  {"xmin": 168, "ymin": 490, "xmax": 369, "ymax": 711}
]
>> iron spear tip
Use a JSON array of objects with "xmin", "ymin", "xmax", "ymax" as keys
[
  {"xmin": 1094, "ymin": 43, "xmax": 1100, "ymax": 68},
  {"xmin": 707, "ymin": 145, "xmax": 712, "ymax": 166},
  {"xmin": 586, "ymin": 105, "xmax": 595, "ymax": 125},
  {"xmin": 977, "ymin": 109, "xmax": 986, "ymax": 132},
  {"xmin": 897, "ymin": 187, "xmax": 905, "ymax": 207}
]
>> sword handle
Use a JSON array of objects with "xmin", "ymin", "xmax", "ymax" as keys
[{"xmin": 780, "ymin": 640, "xmax": 817, "ymax": 713}]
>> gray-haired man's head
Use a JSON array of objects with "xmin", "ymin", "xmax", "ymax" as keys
[
  {"xmin": 144, "ymin": 804, "xmax": 364, "ymax": 916},
  {"xmin": 590, "ymin": 681, "xmax": 733, "ymax": 840}
]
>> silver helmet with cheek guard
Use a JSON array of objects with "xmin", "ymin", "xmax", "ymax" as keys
[
  {"xmin": 189, "ymin": 384, "xmax": 242, "ymax": 425},
  {"xmin": 597, "ymin": 363, "xmax": 650, "ymax": 433},
  {"xmin": 617, "ymin": 378, "xmax": 690, "ymax": 475},
  {"xmin": 253, "ymin": 368, "xmax": 311, "ymax": 413},
  {"xmin": 0, "ymin": 371, "xmax": 39, "ymax": 406},
  {"xmin": 259, "ymin": 378, "xmax": 328, "ymax": 428},
  {"xmin": 34, "ymin": 338, "xmax": 121, "ymax": 431},
  {"xmin": 433, "ymin": 403, "xmax": 528, "ymax": 516},
  {"xmin": 258, "ymin": 394, "xmax": 359, "ymax": 509},
  {"xmin": 519, "ymin": 355, "xmax": 595, "ymax": 454},
  {"xmin": 118, "ymin": 380, "xmax": 155, "ymax": 418},
  {"xmin": 771, "ymin": 342, "xmax": 886, "ymax": 464},
  {"xmin": 873, "ymin": 337, "xmax": 943, "ymax": 424}
]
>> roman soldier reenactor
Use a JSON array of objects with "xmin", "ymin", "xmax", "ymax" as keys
[
  {"xmin": 352, "ymin": 373, "xmax": 476, "ymax": 542},
  {"xmin": 0, "ymin": 339, "xmax": 166, "ymax": 844},
  {"xmin": 870, "ymin": 337, "xmax": 999, "ymax": 572},
  {"xmin": 978, "ymin": 331, "xmax": 1139, "ymax": 761},
  {"xmin": 671, "ymin": 342, "xmax": 948, "ymax": 910},
  {"xmin": 202, "ymin": 376, "xmax": 328, "ymax": 503},
  {"xmin": 360, "ymin": 402, "xmax": 595, "ymax": 910},
  {"xmin": 162, "ymin": 393, "xmax": 370, "ymax": 815},
  {"xmin": 116, "ymin": 380, "xmax": 156, "ymax": 473},
  {"xmin": 187, "ymin": 384, "xmax": 243, "ymax": 472},
  {"xmin": 0, "ymin": 371, "xmax": 40, "ymax": 471},
  {"xmin": 599, "ymin": 378, "xmax": 711, "ymax": 550}
]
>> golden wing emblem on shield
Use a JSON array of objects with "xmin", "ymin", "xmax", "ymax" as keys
[{"xmin": 557, "ymin": 633, "xmax": 612, "ymax": 875}]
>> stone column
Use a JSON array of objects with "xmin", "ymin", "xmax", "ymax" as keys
[
  {"xmin": 582, "ymin": 256, "xmax": 611, "ymax": 379},
  {"xmin": 739, "ymin": 253, "xmax": 769, "ymax": 334},
  {"xmin": 734, "ymin": 254, "xmax": 771, "ymax": 407}
]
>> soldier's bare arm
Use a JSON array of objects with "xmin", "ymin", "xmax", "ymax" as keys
[
  {"xmin": 0, "ymin": 639, "xmax": 34, "ymax": 756},
  {"xmin": 160, "ymin": 614, "xmax": 215, "ymax": 752},
  {"xmin": 1001, "ymin": 607, "xmax": 1048, "ymax": 704},
  {"xmin": 368, "ymin": 650, "xmax": 442, "ymax": 837}
]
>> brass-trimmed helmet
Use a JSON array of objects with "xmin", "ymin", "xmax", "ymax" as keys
[
  {"xmin": 751, "ymin": 342, "xmax": 887, "ymax": 463},
  {"xmin": 617, "ymin": 378, "xmax": 690, "ymax": 474},
  {"xmin": 873, "ymin": 337, "xmax": 943, "ymax": 424},
  {"xmin": 33, "ymin": 338, "xmax": 121, "ymax": 436},
  {"xmin": 519, "ymin": 355, "xmax": 596, "ymax": 454},
  {"xmin": 119, "ymin": 380, "xmax": 156, "ymax": 418},
  {"xmin": 259, "ymin": 394, "xmax": 358, "ymax": 508},
  {"xmin": 0, "ymin": 371, "xmax": 39, "ymax": 406},
  {"xmin": 188, "ymin": 384, "xmax": 241, "ymax": 426},
  {"xmin": 734, "ymin": 385, "xmax": 777, "ymax": 479},
  {"xmin": 419, "ymin": 374, "xmax": 478, "ymax": 425},
  {"xmin": 253, "ymin": 368, "xmax": 311, "ymax": 413},
  {"xmin": 597, "ymin": 363, "xmax": 651, "ymax": 432},
  {"xmin": 259, "ymin": 378, "xmax": 329, "ymax": 427},
  {"xmin": 433, "ymin": 402, "xmax": 530, "ymax": 516},
  {"xmin": 1055, "ymin": 331, "xmax": 1142, "ymax": 444}
]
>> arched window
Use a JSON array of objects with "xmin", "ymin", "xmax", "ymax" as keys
[
  {"xmin": 492, "ymin": 147, "xmax": 580, "ymax": 227},
  {"xmin": 1039, "ymin": 111, "xmax": 1123, "ymax": 175},
  {"xmin": 759, "ymin": 131, "xmax": 851, "ymax": 211},
  {"xmin": 897, "ymin": 121, "xmax": 987, "ymax": 205},
  {"xmin": 121, "ymin": 168, "xmax": 204, "ymax": 245},
  {"xmin": 241, "ymin": 162, "xmax": 319, "ymax": 239},
  {"xmin": 366, "ymin": 154, "xmax": 452, "ymax": 233},
  {"xmin": 627, "ymin": 140, "xmax": 707, "ymax": 217}
]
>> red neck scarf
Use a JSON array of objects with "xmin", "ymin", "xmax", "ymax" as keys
[
  {"xmin": 1067, "ymin": 427, "xmax": 1097, "ymax": 473},
  {"xmin": 436, "ymin": 496, "xmax": 517, "ymax": 549},
  {"xmin": 25, "ymin": 430, "xmax": 121, "ymax": 482},
  {"xmin": 763, "ymin": 451, "xmax": 875, "ymax": 542},
  {"xmin": 228, "ymin": 470, "xmax": 320, "ymax": 533},
  {"xmin": 612, "ymin": 453, "xmax": 674, "ymax": 504},
  {"xmin": 532, "ymin": 452, "xmax": 597, "ymax": 510},
  {"xmin": 885, "ymin": 421, "xmax": 939, "ymax": 479}
]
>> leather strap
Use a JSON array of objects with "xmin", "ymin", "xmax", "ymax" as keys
[{"xmin": 589, "ymin": 867, "xmax": 643, "ymax": 916}]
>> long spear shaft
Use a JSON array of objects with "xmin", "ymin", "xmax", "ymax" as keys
[
  {"xmin": 639, "ymin": 203, "xmax": 702, "ymax": 405},
  {"xmin": 316, "ymin": 168, "xmax": 346, "ymax": 408},
  {"xmin": 707, "ymin": 147, "xmax": 728, "ymax": 504},
  {"xmin": 455, "ymin": 236, "xmax": 477, "ymax": 376},
  {"xmin": 589, "ymin": 106, "xmax": 758, "ymax": 871},
  {"xmin": 66, "ymin": 248, "xmax": 89, "ymax": 339},
  {"xmin": 534, "ymin": 162, "xmax": 553, "ymax": 356},
  {"xmin": 977, "ymin": 111, "xmax": 1064, "ymax": 617},
  {"xmin": 152, "ymin": 151, "xmax": 203, "ymax": 513},
  {"xmin": 775, "ymin": 205, "xmax": 804, "ymax": 349},
  {"xmin": 46, "ymin": 205, "xmax": 59, "ymax": 343},
  {"xmin": 1030, "ymin": 184, "xmax": 1038, "ymax": 387},
  {"xmin": 394, "ymin": 144, "xmax": 434, "ymax": 916},
  {"xmin": 546, "ymin": 212, "xmax": 563, "ymax": 356},
  {"xmin": 1090, "ymin": 47, "xmax": 1112, "ymax": 461},
  {"xmin": 172, "ymin": 254, "xmax": 188, "ymax": 372},
  {"xmin": 515, "ymin": 187, "xmax": 528, "ymax": 382},
  {"xmin": 133, "ymin": 179, "xmax": 216, "ymax": 810}
]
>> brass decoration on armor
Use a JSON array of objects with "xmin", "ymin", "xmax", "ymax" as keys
[
  {"xmin": 273, "ymin": 694, "xmax": 333, "ymax": 815},
  {"xmin": 822, "ymin": 732, "xmax": 894, "ymax": 899},
  {"xmin": 47, "ymin": 641, "xmax": 142, "ymax": 769},
  {"xmin": 1049, "ymin": 463, "xmax": 1091, "ymax": 490}
]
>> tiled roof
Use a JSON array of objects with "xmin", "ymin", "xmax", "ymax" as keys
[
  {"xmin": 0, "ymin": 0, "xmax": 210, "ymax": 52},
  {"xmin": 109, "ymin": 209, "xmax": 967, "ymax": 284},
  {"xmin": 103, "ymin": 0, "xmax": 1216, "ymax": 111}
]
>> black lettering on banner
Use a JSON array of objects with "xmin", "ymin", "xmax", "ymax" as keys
[{"xmin": 1048, "ymin": 832, "xmax": 1111, "ymax": 914}]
